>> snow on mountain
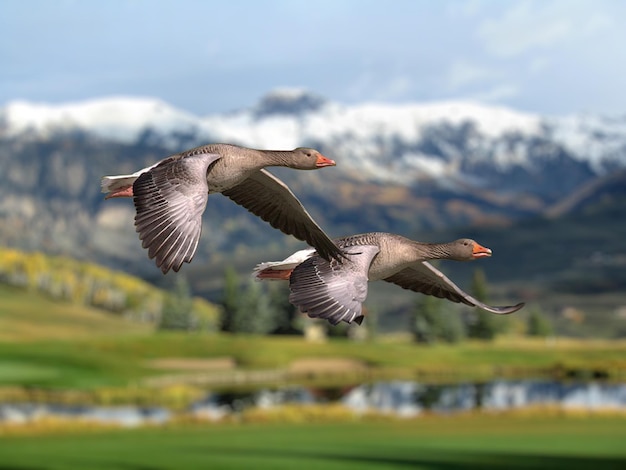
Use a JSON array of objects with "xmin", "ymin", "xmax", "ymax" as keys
[
  {"xmin": 2, "ymin": 89, "xmax": 625, "ymax": 182},
  {"xmin": 547, "ymin": 113, "xmax": 626, "ymax": 172},
  {"xmin": 1, "ymin": 96, "xmax": 199, "ymax": 145}
]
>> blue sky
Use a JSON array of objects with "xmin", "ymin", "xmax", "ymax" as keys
[{"xmin": 2, "ymin": 0, "xmax": 625, "ymax": 115}]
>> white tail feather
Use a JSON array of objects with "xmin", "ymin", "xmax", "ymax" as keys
[
  {"xmin": 101, "ymin": 162, "xmax": 160, "ymax": 194},
  {"xmin": 252, "ymin": 248, "xmax": 316, "ymax": 280},
  {"xmin": 101, "ymin": 174, "xmax": 139, "ymax": 193}
]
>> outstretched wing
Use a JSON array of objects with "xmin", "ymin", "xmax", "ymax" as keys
[
  {"xmin": 133, "ymin": 153, "xmax": 221, "ymax": 274},
  {"xmin": 384, "ymin": 261, "xmax": 524, "ymax": 315},
  {"xmin": 222, "ymin": 170, "xmax": 345, "ymax": 263},
  {"xmin": 288, "ymin": 245, "xmax": 380, "ymax": 325}
]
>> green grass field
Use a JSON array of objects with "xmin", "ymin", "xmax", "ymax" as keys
[
  {"xmin": 2, "ymin": 330, "xmax": 626, "ymax": 390},
  {"xmin": 0, "ymin": 415, "xmax": 625, "ymax": 469},
  {"xmin": 1, "ymin": 281, "xmax": 626, "ymax": 469},
  {"xmin": 1, "ymin": 282, "xmax": 626, "ymax": 392},
  {"xmin": 0, "ymin": 284, "xmax": 152, "ymax": 388}
]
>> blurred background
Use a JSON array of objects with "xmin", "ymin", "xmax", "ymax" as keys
[{"xmin": 1, "ymin": 1, "xmax": 625, "ymax": 468}]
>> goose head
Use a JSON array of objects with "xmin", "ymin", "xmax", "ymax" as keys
[
  {"xmin": 448, "ymin": 238, "xmax": 493, "ymax": 261},
  {"xmin": 290, "ymin": 147, "xmax": 336, "ymax": 170}
]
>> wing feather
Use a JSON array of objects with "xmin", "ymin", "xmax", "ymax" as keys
[
  {"xmin": 133, "ymin": 152, "xmax": 221, "ymax": 273},
  {"xmin": 288, "ymin": 245, "xmax": 380, "ymax": 325},
  {"xmin": 223, "ymin": 170, "xmax": 345, "ymax": 263},
  {"xmin": 384, "ymin": 262, "xmax": 524, "ymax": 315}
]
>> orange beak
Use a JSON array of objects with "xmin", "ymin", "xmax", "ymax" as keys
[
  {"xmin": 472, "ymin": 242, "xmax": 492, "ymax": 259},
  {"xmin": 315, "ymin": 154, "xmax": 336, "ymax": 168}
]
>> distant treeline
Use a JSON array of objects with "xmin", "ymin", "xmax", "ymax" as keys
[{"xmin": 0, "ymin": 246, "xmax": 219, "ymax": 329}]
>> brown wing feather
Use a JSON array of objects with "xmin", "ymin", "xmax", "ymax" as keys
[
  {"xmin": 384, "ymin": 262, "xmax": 524, "ymax": 315},
  {"xmin": 222, "ymin": 169, "xmax": 344, "ymax": 262}
]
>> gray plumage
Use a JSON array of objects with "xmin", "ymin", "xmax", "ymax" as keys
[
  {"xmin": 258, "ymin": 232, "xmax": 524, "ymax": 325},
  {"xmin": 289, "ymin": 245, "xmax": 380, "ymax": 325},
  {"xmin": 102, "ymin": 143, "xmax": 342, "ymax": 273},
  {"xmin": 133, "ymin": 152, "xmax": 218, "ymax": 274}
]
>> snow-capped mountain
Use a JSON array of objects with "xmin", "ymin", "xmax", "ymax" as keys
[
  {"xmin": 3, "ymin": 88, "xmax": 625, "ymax": 187},
  {"xmin": 1, "ymin": 89, "xmax": 625, "ymax": 282}
]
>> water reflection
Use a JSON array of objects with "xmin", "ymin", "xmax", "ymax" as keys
[
  {"xmin": 2, "ymin": 380, "xmax": 626, "ymax": 426},
  {"xmin": 0, "ymin": 403, "xmax": 170, "ymax": 427},
  {"xmin": 341, "ymin": 380, "xmax": 626, "ymax": 417}
]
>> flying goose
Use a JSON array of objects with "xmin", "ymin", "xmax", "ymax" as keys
[
  {"xmin": 102, "ymin": 143, "xmax": 343, "ymax": 273},
  {"xmin": 254, "ymin": 232, "xmax": 524, "ymax": 325}
]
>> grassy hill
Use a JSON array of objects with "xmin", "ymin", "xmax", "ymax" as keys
[
  {"xmin": 0, "ymin": 246, "xmax": 221, "ymax": 333},
  {"xmin": 0, "ymin": 283, "xmax": 152, "ymax": 342}
]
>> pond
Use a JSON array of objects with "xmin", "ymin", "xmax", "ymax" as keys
[{"xmin": 2, "ymin": 379, "xmax": 626, "ymax": 426}]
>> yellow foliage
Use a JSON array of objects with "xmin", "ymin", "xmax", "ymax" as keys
[
  {"xmin": 0, "ymin": 416, "xmax": 122, "ymax": 437},
  {"xmin": 2, "ymin": 401, "xmax": 626, "ymax": 437},
  {"xmin": 240, "ymin": 403, "xmax": 358, "ymax": 424},
  {"xmin": 0, "ymin": 384, "xmax": 206, "ymax": 410},
  {"xmin": 0, "ymin": 246, "xmax": 219, "ymax": 329}
]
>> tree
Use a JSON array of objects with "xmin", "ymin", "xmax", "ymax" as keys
[
  {"xmin": 527, "ymin": 308, "xmax": 553, "ymax": 337},
  {"xmin": 412, "ymin": 295, "xmax": 443, "ymax": 344},
  {"xmin": 158, "ymin": 276, "xmax": 196, "ymax": 330},
  {"xmin": 437, "ymin": 309, "xmax": 466, "ymax": 343},
  {"xmin": 219, "ymin": 266, "xmax": 240, "ymax": 333},
  {"xmin": 362, "ymin": 305, "xmax": 379, "ymax": 341},
  {"xmin": 219, "ymin": 267, "xmax": 295, "ymax": 335},
  {"xmin": 466, "ymin": 268, "xmax": 499, "ymax": 341},
  {"xmin": 412, "ymin": 295, "xmax": 465, "ymax": 344},
  {"xmin": 471, "ymin": 268, "xmax": 489, "ymax": 302},
  {"xmin": 267, "ymin": 282, "xmax": 301, "ymax": 335},
  {"xmin": 326, "ymin": 320, "xmax": 351, "ymax": 337},
  {"xmin": 231, "ymin": 279, "xmax": 275, "ymax": 334},
  {"xmin": 189, "ymin": 298, "xmax": 220, "ymax": 332}
]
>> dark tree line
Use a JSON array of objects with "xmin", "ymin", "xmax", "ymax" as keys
[
  {"xmin": 218, "ymin": 267, "xmax": 301, "ymax": 335},
  {"xmin": 411, "ymin": 268, "xmax": 552, "ymax": 343},
  {"xmin": 160, "ymin": 265, "xmax": 552, "ymax": 341}
]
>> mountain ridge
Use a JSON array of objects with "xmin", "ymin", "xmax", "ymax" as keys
[
  {"xmin": 0, "ymin": 89, "xmax": 624, "ymax": 296},
  {"xmin": 3, "ymin": 89, "xmax": 625, "ymax": 184}
]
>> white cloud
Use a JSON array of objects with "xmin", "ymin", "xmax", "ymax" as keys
[
  {"xmin": 477, "ymin": 1, "xmax": 617, "ymax": 58},
  {"xmin": 445, "ymin": 60, "xmax": 494, "ymax": 91},
  {"xmin": 2, "ymin": 0, "xmax": 625, "ymax": 116},
  {"xmin": 469, "ymin": 84, "xmax": 520, "ymax": 103},
  {"xmin": 346, "ymin": 71, "xmax": 413, "ymax": 102},
  {"xmin": 581, "ymin": 13, "xmax": 613, "ymax": 36},
  {"xmin": 446, "ymin": 0, "xmax": 485, "ymax": 19},
  {"xmin": 478, "ymin": 2, "xmax": 572, "ymax": 57},
  {"xmin": 375, "ymin": 76, "xmax": 413, "ymax": 100},
  {"xmin": 528, "ymin": 57, "xmax": 550, "ymax": 76},
  {"xmin": 346, "ymin": 70, "xmax": 375, "ymax": 101}
]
